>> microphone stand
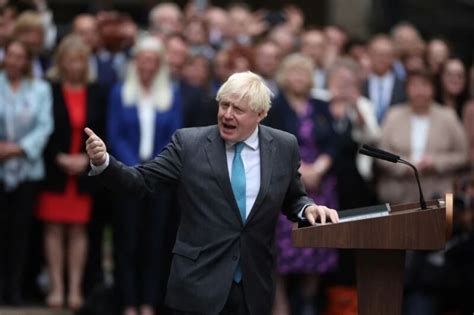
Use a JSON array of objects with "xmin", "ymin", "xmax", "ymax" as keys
[
  {"xmin": 358, "ymin": 145, "xmax": 428, "ymax": 210},
  {"xmin": 397, "ymin": 159, "xmax": 428, "ymax": 210}
]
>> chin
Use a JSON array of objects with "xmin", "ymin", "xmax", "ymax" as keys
[
  {"xmin": 219, "ymin": 131, "xmax": 234, "ymax": 142},
  {"xmin": 217, "ymin": 123, "xmax": 231, "ymax": 138}
]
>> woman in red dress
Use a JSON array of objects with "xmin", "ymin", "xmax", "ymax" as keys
[{"xmin": 37, "ymin": 34, "xmax": 106, "ymax": 310}]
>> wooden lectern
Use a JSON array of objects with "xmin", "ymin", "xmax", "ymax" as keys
[{"xmin": 292, "ymin": 194, "xmax": 453, "ymax": 315}]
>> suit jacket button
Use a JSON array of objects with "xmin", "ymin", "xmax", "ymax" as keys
[{"xmin": 232, "ymin": 256, "xmax": 238, "ymax": 261}]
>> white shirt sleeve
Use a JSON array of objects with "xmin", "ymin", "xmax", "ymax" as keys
[{"xmin": 88, "ymin": 153, "xmax": 110, "ymax": 176}]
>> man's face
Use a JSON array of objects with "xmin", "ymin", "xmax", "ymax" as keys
[
  {"xmin": 300, "ymin": 31, "xmax": 326, "ymax": 66},
  {"xmin": 217, "ymin": 93, "xmax": 265, "ymax": 142},
  {"xmin": 369, "ymin": 39, "xmax": 394, "ymax": 76},
  {"xmin": 166, "ymin": 37, "xmax": 188, "ymax": 80},
  {"xmin": 17, "ymin": 29, "xmax": 44, "ymax": 56},
  {"xmin": 0, "ymin": 7, "xmax": 15, "ymax": 46},
  {"xmin": 150, "ymin": 7, "xmax": 183, "ymax": 36},
  {"xmin": 183, "ymin": 57, "xmax": 209, "ymax": 88},
  {"xmin": 254, "ymin": 43, "xmax": 280, "ymax": 78},
  {"xmin": 73, "ymin": 16, "xmax": 100, "ymax": 51}
]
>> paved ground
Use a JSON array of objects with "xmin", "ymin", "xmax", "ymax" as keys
[{"xmin": 0, "ymin": 307, "xmax": 73, "ymax": 315}]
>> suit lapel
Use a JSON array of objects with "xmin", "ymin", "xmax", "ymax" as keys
[
  {"xmin": 246, "ymin": 126, "xmax": 274, "ymax": 224},
  {"xmin": 204, "ymin": 127, "xmax": 244, "ymax": 225},
  {"xmin": 390, "ymin": 78, "xmax": 403, "ymax": 106}
]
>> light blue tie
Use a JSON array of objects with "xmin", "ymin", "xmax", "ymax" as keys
[
  {"xmin": 231, "ymin": 142, "xmax": 246, "ymax": 282},
  {"xmin": 376, "ymin": 79, "xmax": 385, "ymax": 123}
]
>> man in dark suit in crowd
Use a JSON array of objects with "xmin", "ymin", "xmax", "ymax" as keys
[
  {"xmin": 362, "ymin": 34, "xmax": 406, "ymax": 124},
  {"xmin": 84, "ymin": 71, "xmax": 338, "ymax": 315}
]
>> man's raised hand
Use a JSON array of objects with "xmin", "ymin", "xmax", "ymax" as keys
[{"xmin": 85, "ymin": 127, "xmax": 107, "ymax": 166}]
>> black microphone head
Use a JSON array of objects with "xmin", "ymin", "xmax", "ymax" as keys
[
  {"xmin": 358, "ymin": 148, "xmax": 399, "ymax": 163},
  {"xmin": 362, "ymin": 144, "xmax": 400, "ymax": 161}
]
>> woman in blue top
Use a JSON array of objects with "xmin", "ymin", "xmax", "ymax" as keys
[
  {"xmin": 0, "ymin": 40, "xmax": 53, "ymax": 305},
  {"xmin": 107, "ymin": 36, "xmax": 181, "ymax": 315}
]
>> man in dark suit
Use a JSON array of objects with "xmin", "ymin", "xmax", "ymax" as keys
[
  {"xmin": 85, "ymin": 71, "xmax": 339, "ymax": 315},
  {"xmin": 362, "ymin": 34, "xmax": 406, "ymax": 124}
]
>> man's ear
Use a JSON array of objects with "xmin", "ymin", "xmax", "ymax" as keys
[{"xmin": 257, "ymin": 110, "xmax": 267, "ymax": 122}]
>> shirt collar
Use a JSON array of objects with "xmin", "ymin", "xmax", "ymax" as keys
[
  {"xmin": 370, "ymin": 71, "xmax": 394, "ymax": 82},
  {"xmin": 225, "ymin": 125, "xmax": 259, "ymax": 151}
]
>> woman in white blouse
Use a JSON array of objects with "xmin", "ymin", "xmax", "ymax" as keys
[{"xmin": 377, "ymin": 70, "xmax": 468, "ymax": 204}]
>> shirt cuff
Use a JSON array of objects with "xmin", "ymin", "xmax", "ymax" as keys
[
  {"xmin": 298, "ymin": 203, "xmax": 315, "ymax": 220},
  {"xmin": 88, "ymin": 153, "xmax": 110, "ymax": 176}
]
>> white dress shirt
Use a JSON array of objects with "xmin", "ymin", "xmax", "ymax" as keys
[
  {"xmin": 368, "ymin": 71, "xmax": 395, "ymax": 121},
  {"xmin": 137, "ymin": 94, "xmax": 156, "ymax": 161}
]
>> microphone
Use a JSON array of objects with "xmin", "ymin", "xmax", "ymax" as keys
[
  {"xmin": 362, "ymin": 144, "xmax": 400, "ymax": 162},
  {"xmin": 359, "ymin": 144, "xmax": 428, "ymax": 210},
  {"xmin": 358, "ymin": 148, "xmax": 399, "ymax": 163}
]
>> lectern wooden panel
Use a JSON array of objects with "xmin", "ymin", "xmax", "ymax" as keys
[{"xmin": 292, "ymin": 195, "xmax": 452, "ymax": 315}]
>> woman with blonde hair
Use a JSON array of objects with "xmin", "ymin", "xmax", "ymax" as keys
[
  {"xmin": 266, "ymin": 53, "xmax": 339, "ymax": 315},
  {"xmin": 107, "ymin": 35, "xmax": 182, "ymax": 315},
  {"xmin": 36, "ymin": 34, "xmax": 106, "ymax": 310},
  {"xmin": 13, "ymin": 10, "xmax": 49, "ymax": 78}
]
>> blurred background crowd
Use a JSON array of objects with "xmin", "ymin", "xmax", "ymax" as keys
[{"xmin": 0, "ymin": 0, "xmax": 473, "ymax": 315}]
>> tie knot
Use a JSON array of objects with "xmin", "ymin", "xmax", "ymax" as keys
[{"xmin": 234, "ymin": 142, "xmax": 245, "ymax": 154}]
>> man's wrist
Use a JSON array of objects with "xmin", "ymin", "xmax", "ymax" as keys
[
  {"xmin": 89, "ymin": 153, "xmax": 110, "ymax": 175},
  {"xmin": 92, "ymin": 156, "xmax": 107, "ymax": 167},
  {"xmin": 298, "ymin": 203, "xmax": 315, "ymax": 221}
]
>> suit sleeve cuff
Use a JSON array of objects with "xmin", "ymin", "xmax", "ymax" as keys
[
  {"xmin": 88, "ymin": 153, "xmax": 110, "ymax": 176},
  {"xmin": 298, "ymin": 203, "xmax": 315, "ymax": 221}
]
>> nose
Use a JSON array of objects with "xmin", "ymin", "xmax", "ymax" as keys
[{"xmin": 223, "ymin": 106, "xmax": 233, "ymax": 119}]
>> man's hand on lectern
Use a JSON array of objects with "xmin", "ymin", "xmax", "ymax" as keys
[{"xmin": 304, "ymin": 204, "xmax": 339, "ymax": 225}]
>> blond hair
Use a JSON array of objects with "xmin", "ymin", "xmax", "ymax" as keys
[
  {"xmin": 216, "ymin": 71, "xmax": 273, "ymax": 114},
  {"xmin": 275, "ymin": 53, "xmax": 314, "ymax": 92},
  {"xmin": 47, "ymin": 34, "xmax": 92, "ymax": 83},
  {"xmin": 13, "ymin": 11, "xmax": 44, "ymax": 36},
  {"xmin": 122, "ymin": 35, "xmax": 173, "ymax": 112},
  {"xmin": 327, "ymin": 57, "xmax": 361, "ymax": 84}
]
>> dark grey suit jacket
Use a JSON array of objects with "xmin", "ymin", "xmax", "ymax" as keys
[
  {"xmin": 98, "ymin": 125, "xmax": 313, "ymax": 315},
  {"xmin": 362, "ymin": 75, "xmax": 407, "ymax": 120}
]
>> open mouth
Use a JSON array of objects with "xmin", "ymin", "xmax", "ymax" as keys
[{"xmin": 222, "ymin": 122, "xmax": 237, "ymax": 131}]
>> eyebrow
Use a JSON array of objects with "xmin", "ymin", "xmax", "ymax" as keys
[{"xmin": 220, "ymin": 100, "xmax": 238, "ymax": 107}]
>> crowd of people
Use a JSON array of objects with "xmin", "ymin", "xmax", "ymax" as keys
[{"xmin": 0, "ymin": 0, "xmax": 473, "ymax": 315}]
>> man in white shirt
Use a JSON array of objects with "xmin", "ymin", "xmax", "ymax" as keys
[
  {"xmin": 300, "ymin": 29, "xmax": 330, "ymax": 100},
  {"xmin": 85, "ymin": 71, "xmax": 338, "ymax": 315},
  {"xmin": 362, "ymin": 35, "xmax": 406, "ymax": 124}
]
